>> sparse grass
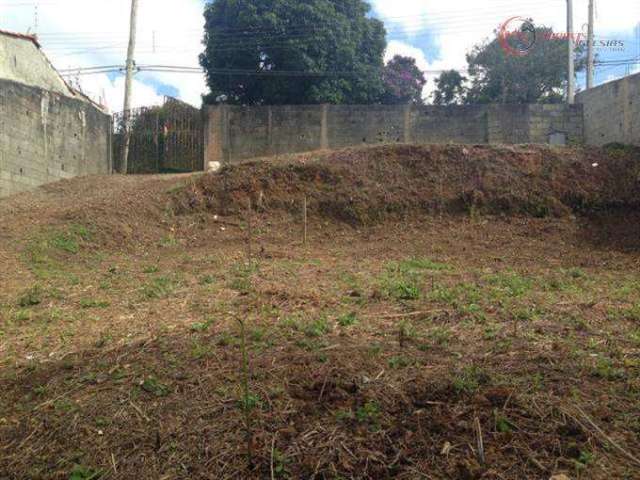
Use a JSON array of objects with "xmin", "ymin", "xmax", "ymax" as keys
[
  {"xmin": 159, "ymin": 234, "xmax": 178, "ymax": 248},
  {"xmin": 485, "ymin": 271, "xmax": 533, "ymax": 298},
  {"xmin": 199, "ymin": 274, "xmax": 216, "ymax": 286},
  {"xmin": 303, "ymin": 316, "xmax": 331, "ymax": 338},
  {"xmin": 191, "ymin": 341, "xmax": 213, "ymax": 360},
  {"xmin": 17, "ymin": 285, "xmax": 43, "ymax": 307},
  {"xmin": 337, "ymin": 312, "xmax": 358, "ymax": 327},
  {"xmin": 141, "ymin": 276, "xmax": 179, "ymax": 300},
  {"xmin": 453, "ymin": 366, "xmax": 490, "ymax": 394},
  {"xmin": 620, "ymin": 304, "xmax": 640, "ymax": 322},
  {"xmin": 69, "ymin": 464, "xmax": 103, "ymax": 480},
  {"xmin": 4, "ymin": 175, "xmax": 640, "ymax": 479},
  {"xmin": 23, "ymin": 224, "xmax": 95, "ymax": 279},
  {"xmin": 388, "ymin": 355, "xmax": 411, "ymax": 369},
  {"xmin": 355, "ymin": 400, "xmax": 380, "ymax": 427},
  {"xmin": 592, "ymin": 357, "xmax": 626, "ymax": 380},
  {"xmin": 140, "ymin": 377, "xmax": 170, "ymax": 397},
  {"xmin": 429, "ymin": 326, "xmax": 452, "ymax": 346},
  {"xmin": 80, "ymin": 298, "xmax": 110, "ymax": 309},
  {"xmin": 398, "ymin": 257, "xmax": 450, "ymax": 272},
  {"xmin": 191, "ymin": 317, "xmax": 215, "ymax": 332},
  {"xmin": 228, "ymin": 261, "xmax": 259, "ymax": 294},
  {"xmin": 380, "ymin": 261, "xmax": 423, "ymax": 300}
]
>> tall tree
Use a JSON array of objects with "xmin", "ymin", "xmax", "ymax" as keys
[
  {"xmin": 465, "ymin": 26, "xmax": 586, "ymax": 104},
  {"xmin": 381, "ymin": 55, "xmax": 426, "ymax": 105},
  {"xmin": 432, "ymin": 70, "xmax": 467, "ymax": 105},
  {"xmin": 200, "ymin": 0, "xmax": 387, "ymax": 105}
]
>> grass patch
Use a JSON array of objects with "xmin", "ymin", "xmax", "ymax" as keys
[
  {"xmin": 80, "ymin": 298, "xmax": 110, "ymax": 309},
  {"xmin": 355, "ymin": 400, "xmax": 380, "ymax": 425},
  {"xmin": 398, "ymin": 257, "xmax": 450, "ymax": 272},
  {"xmin": 142, "ymin": 276, "xmax": 179, "ymax": 300},
  {"xmin": 486, "ymin": 271, "xmax": 532, "ymax": 297},
  {"xmin": 303, "ymin": 316, "xmax": 331, "ymax": 337},
  {"xmin": 140, "ymin": 377, "xmax": 170, "ymax": 397},
  {"xmin": 228, "ymin": 262, "xmax": 259, "ymax": 295},
  {"xmin": 23, "ymin": 224, "xmax": 94, "ymax": 279},
  {"xmin": 337, "ymin": 312, "xmax": 358, "ymax": 327},
  {"xmin": 191, "ymin": 317, "xmax": 215, "ymax": 332},
  {"xmin": 17, "ymin": 285, "xmax": 43, "ymax": 307},
  {"xmin": 69, "ymin": 464, "xmax": 103, "ymax": 480},
  {"xmin": 453, "ymin": 366, "xmax": 490, "ymax": 394}
]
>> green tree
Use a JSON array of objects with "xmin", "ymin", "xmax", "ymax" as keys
[
  {"xmin": 432, "ymin": 70, "xmax": 467, "ymax": 105},
  {"xmin": 200, "ymin": 0, "xmax": 387, "ymax": 105},
  {"xmin": 464, "ymin": 26, "xmax": 586, "ymax": 104},
  {"xmin": 381, "ymin": 55, "xmax": 426, "ymax": 105}
]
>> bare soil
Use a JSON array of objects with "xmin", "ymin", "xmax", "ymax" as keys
[{"xmin": 0, "ymin": 144, "xmax": 639, "ymax": 480}]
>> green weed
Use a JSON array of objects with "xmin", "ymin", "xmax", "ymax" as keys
[
  {"xmin": 453, "ymin": 366, "xmax": 490, "ymax": 394},
  {"xmin": 388, "ymin": 355, "xmax": 411, "ymax": 369},
  {"xmin": 356, "ymin": 400, "xmax": 380, "ymax": 425},
  {"xmin": 398, "ymin": 257, "xmax": 450, "ymax": 272},
  {"xmin": 142, "ymin": 276, "xmax": 178, "ymax": 300},
  {"xmin": 191, "ymin": 341, "xmax": 213, "ymax": 360},
  {"xmin": 380, "ymin": 262, "xmax": 422, "ymax": 300},
  {"xmin": 592, "ymin": 357, "xmax": 625, "ymax": 380},
  {"xmin": 69, "ymin": 464, "xmax": 102, "ymax": 480},
  {"xmin": 429, "ymin": 326, "xmax": 452, "ymax": 346},
  {"xmin": 141, "ymin": 377, "xmax": 170, "ymax": 397},
  {"xmin": 190, "ymin": 318, "xmax": 215, "ymax": 332},
  {"xmin": 304, "ymin": 316, "xmax": 331, "ymax": 337},
  {"xmin": 337, "ymin": 312, "xmax": 358, "ymax": 327},
  {"xmin": 80, "ymin": 298, "xmax": 110, "ymax": 309},
  {"xmin": 17, "ymin": 285, "xmax": 43, "ymax": 307},
  {"xmin": 199, "ymin": 274, "xmax": 215, "ymax": 286},
  {"xmin": 485, "ymin": 271, "xmax": 532, "ymax": 298}
]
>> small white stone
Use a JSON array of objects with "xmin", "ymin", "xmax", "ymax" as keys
[{"xmin": 592, "ymin": 163, "xmax": 599, "ymax": 167}]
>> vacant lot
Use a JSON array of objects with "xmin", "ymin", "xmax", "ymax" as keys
[{"xmin": 0, "ymin": 145, "xmax": 639, "ymax": 479}]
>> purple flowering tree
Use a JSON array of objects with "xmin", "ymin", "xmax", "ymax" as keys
[{"xmin": 381, "ymin": 55, "xmax": 427, "ymax": 105}]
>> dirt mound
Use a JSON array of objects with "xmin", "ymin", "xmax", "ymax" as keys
[{"xmin": 175, "ymin": 144, "xmax": 640, "ymax": 224}]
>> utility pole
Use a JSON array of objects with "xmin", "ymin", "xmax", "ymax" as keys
[
  {"xmin": 586, "ymin": 0, "xmax": 595, "ymax": 89},
  {"xmin": 566, "ymin": 0, "xmax": 575, "ymax": 104},
  {"xmin": 120, "ymin": 0, "xmax": 139, "ymax": 174}
]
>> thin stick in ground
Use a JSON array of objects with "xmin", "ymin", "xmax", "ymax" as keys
[
  {"xmin": 303, "ymin": 195, "xmax": 308, "ymax": 246},
  {"xmin": 238, "ymin": 318, "xmax": 253, "ymax": 467},
  {"xmin": 246, "ymin": 198, "xmax": 253, "ymax": 262}
]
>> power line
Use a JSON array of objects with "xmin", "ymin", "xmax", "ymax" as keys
[{"xmin": 59, "ymin": 63, "xmax": 469, "ymax": 78}]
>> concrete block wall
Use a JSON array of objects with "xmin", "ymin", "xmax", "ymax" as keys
[
  {"xmin": 0, "ymin": 79, "xmax": 111, "ymax": 198},
  {"xmin": 576, "ymin": 72, "xmax": 640, "ymax": 146},
  {"xmin": 204, "ymin": 103, "xmax": 584, "ymax": 164}
]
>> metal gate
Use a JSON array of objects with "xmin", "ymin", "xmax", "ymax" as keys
[{"xmin": 112, "ymin": 96, "xmax": 204, "ymax": 174}]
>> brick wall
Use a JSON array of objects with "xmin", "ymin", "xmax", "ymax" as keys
[
  {"xmin": 0, "ymin": 79, "xmax": 111, "ymax": 198},
  {"xmin": 204, "ymin": 103, "xmax": 584, "ymax": 164}
]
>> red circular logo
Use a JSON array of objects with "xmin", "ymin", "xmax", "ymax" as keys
[{"xmin": 499, "ymin": 16, "xmax": 537, "ymax": 57}]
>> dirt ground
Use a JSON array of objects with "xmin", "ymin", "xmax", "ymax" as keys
[{"xmin": 0, "ymin": 145, "xmax": 639, "ymax": 479}]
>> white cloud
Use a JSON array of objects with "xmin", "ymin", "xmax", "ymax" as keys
[
  {"xmin": 0, "ymin": 0, "xmax": 205, "ymax": 111},
  {"xmin": 385, "ymin": 40, "xmax": 430, "ymax": 70}
]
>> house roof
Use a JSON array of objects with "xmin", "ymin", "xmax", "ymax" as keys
[{"xmin": 0, "ymin": 29, "xmax": 41, "ymax": 48}]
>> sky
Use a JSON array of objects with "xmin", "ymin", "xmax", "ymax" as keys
[{"xmin": 1, "ymin": 0, "xmax": 638, "ymax": 112}]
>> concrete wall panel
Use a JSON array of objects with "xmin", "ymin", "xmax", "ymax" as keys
[
  {"xmin": 0, "ymin": 79, "xmax": 111, "ymax": 198},
  {"xmin": 576, "ymin": 72, "xmax": 640, "ymax": 146}
]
